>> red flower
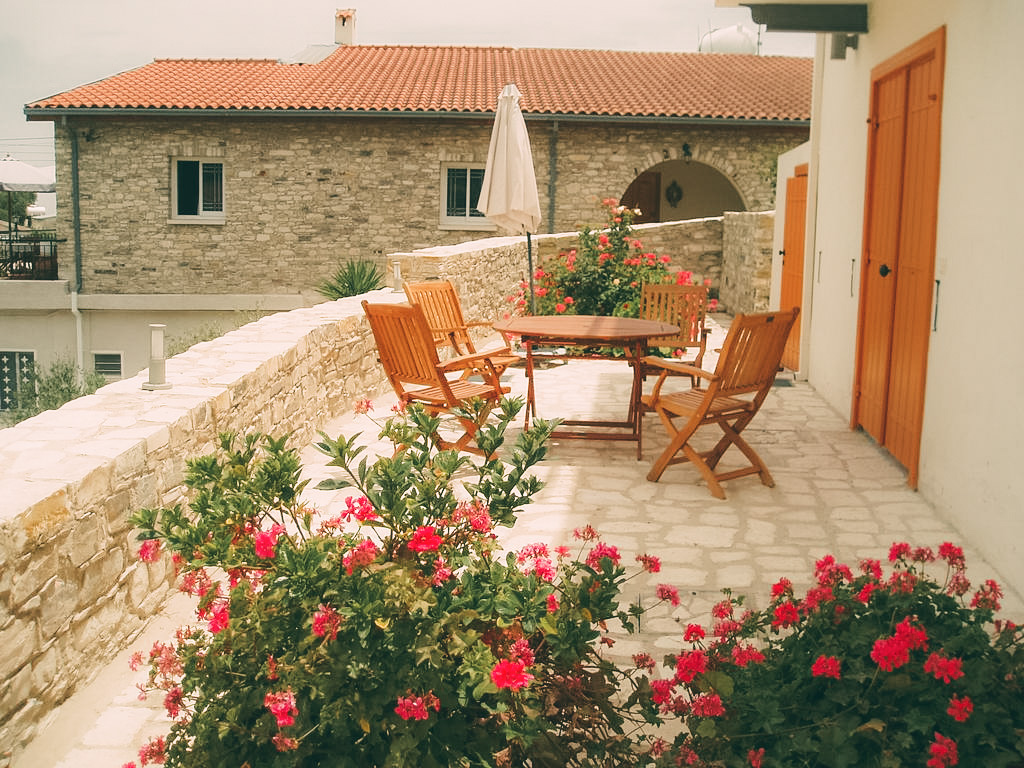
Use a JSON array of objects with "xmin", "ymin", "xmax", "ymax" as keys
[
  {"xmin": 924, "ymin": 652, "xmax": 964, "ymax": 684},
  {"xmin": 772, "ymin": 601, "xmax": 800, "ymax": 628},
  {"xmin": 732, "ymin": 643, "xmax": 766, "ymax": 667},
  {"xmin": 395, "ymin": 691, "xmax": 440, "ymax": 721},
  {"xmin": 342, "ymin": 538, "xmax": 379, "ymax": 574},
  {"xmin": 138, "ymin": 735, "xmax": 166, "ymax": 766},
  {"xmin": 585, "ymin": 542, "xmax": 621, "ymax": 569},
  {"xmin": 888, "ymin": 542, "xmax": 911, "ymax": 562},
  {"xmin": 770, "ymin": 577, "xmax": 793, "ymax": 600},
  {"xmin": 811, "ymin": 655, "xmax": 842, "ymax": 679},
  {"xmin": 656, "ymin": 584, "xmax": 680, "ymax": 607},
  {"xmin": 947, "ymin": 694, "xmax": 973, "ymax": 722},
  {"xmin": 927, "ymin": 732, "xmax": 959, "ymax": 767},
  {"xmin": 871, "ymin": 636, "xmax": 910, "ymax": 672},
  {"xmin": 408, "ymin": 525, "xmax": 443, "ymax": 552},
  {"xmin": 748, "ymin": 747, "xmax": 766, "ymax": 768},
  {"xmin": 208, "ymin": 605, "xmax": 230, "ymax": 635},
  {"xmin": 691, "ymin": 693, "xmax": 725, "ymax": 717},
  {"xmin": 264, "ymin": 689, "xmax": 298, "ymax": 728},
  {"xmin": 674, "ymin": 649, "xmax": 708, "ymax": 683},
  {"xmin": 971, "ymin": 578, "xmax": 1003, "ymax": 611},
  {"xmin": 254, "ymin": 524, "xmax": 285, "ymax": 559},
  {"xmin": 683, "ymin": 623, "xmax": 705, "ymax": 643},
  {"xmin": 312, "ymin": 603, "xmax": 342, "ymax": 641},
  {"xmin": 546, "ymin": 593, "xmax": 559, "ymax": 613},
  {"xmin": 491, "ymin": 659, "xmax": 534, "ymax": 691},
  {"xmin": 938, "ymin": 542, "xmax": 965, "ymax": 570},
  {"xmin": 637, "ymin": 553, "xmax": 661, "ymax": 573},
  {"xmin": 138, "ymin": 539, "xmax": 162, "ymax": 563}
]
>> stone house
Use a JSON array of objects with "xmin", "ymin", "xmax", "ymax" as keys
[{"xmin": 3, "ymin": 11, "xmax": 811, "ymax": 386}]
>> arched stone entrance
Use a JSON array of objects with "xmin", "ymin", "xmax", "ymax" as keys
[{"xmin": 621, "ymin": 159, "xmax": 747, "ymax": 223}]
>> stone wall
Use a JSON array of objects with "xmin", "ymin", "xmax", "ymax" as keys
[
  {"xmin": 51, "ymin": 115, "xmax": 803, "ymax": 299},
  {"xmin": 0, "ymin": 290, "xmax": 405, "ymax": 759},
  {"xmin": 720, "ymin": 211, "xmax": 775, "ymax": 315}
]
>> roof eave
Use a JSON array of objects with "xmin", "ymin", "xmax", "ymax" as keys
[{"xmin": 25, "ymin": 106, "xmax": 809, "ymax": 126}]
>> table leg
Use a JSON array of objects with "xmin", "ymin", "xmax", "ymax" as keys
[
  {"xmin": 523, "ymin": 340, "xmax": 536, "ymax": 430},
  {"xmin": 628, "ymin": 340, "xmax": 645, "ymax": 460}
]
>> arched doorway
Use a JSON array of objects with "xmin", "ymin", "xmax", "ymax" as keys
[{"xmin": 621, "ymin": 160, "xmax": 746, "ymax": 223}]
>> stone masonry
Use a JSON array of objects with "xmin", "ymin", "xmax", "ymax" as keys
[{"xmin": 51, "ymin": 114, "xmax": 803, "ymax": 299}]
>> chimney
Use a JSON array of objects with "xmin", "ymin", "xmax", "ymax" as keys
[{"xmin": 335, "ymin": 9, "xmax": 356, "ymax": 45}]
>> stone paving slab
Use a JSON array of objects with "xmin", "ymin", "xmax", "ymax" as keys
[{"xmin": 15, "ymin": 318, "xmax": 1023, "ymax": 767}]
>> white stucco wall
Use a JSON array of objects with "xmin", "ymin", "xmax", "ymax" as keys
[{"xmin": 806, "ymin": 0, "xmax": 1024, "ymax": 589}]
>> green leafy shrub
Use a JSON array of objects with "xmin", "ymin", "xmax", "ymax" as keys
[
  {"xmin": 127, "ymin": 399, "xmax": 666, "ymax": 767},
  {"xmin": 317, "ymin": 258, "xmax": 385, "ymax": 300},
  {"xmin": 0, "ymin": 356, "xmax": 106, "ymax": 426},
  {"xmin": 649, "ymin": 544, "xmax": 1024, "ymax": 767},
  {"xmin": 508, "ymin": 198, "xmax": 717, "ymax": 318}
]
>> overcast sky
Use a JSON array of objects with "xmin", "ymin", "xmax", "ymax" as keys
[{"xmin": 0, "ymin": 0, "xmax": 815, "ymax": 166}]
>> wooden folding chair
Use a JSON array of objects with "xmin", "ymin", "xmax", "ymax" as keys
[
  {"xmin": 403, "ymin": 279, "xmax": 521, "ymax": 386},
  {"xmin": 362, "ymin": 300, "xmax": 506, "ymax": 456},
  {"xmin": 642, "ymin": 308, "xmax": 799, "ymax": 498},
  {"xmin": 637, "ymin": 283, "xmax": 710, "ymax": 389}
]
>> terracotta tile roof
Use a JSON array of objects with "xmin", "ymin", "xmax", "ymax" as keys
[{"xmin": 26, "ymin": 46, "xmax": 812, "ymax": 121}]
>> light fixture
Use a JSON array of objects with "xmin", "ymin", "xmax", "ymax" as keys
[{"xmin": 682, "ymin": 143, "xmax": 692, "ymax": 163}]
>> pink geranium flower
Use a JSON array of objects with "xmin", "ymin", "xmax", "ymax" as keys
[
  {"xmin": 408, "ymin": 525, "xmax": 443, "ymax": 552},
  {"xmin": 491, "ymin": 659, "xmax": 534, "ymax": 691}
]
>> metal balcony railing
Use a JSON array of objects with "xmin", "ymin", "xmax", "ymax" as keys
[{"xmin": 0, "ymin": 230, "xmax": 61, "ymax": 280}]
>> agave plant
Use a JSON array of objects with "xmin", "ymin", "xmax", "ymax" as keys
[{"xmin": 317, "ymin": 258, "xmax": 385, "ymax": 299}]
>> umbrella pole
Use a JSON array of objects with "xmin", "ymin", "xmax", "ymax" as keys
[{"xmin": 527, "ymin": 232, "xmax": 535, "ymax": 315}]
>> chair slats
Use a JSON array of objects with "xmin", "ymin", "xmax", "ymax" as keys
[
  {"xmin": 403, "ymin": 280, "xmax": 521, "ymax": 381},
  {"xmin": 638, "ymin": 283, "xmax": 710, "ymax": 391}
]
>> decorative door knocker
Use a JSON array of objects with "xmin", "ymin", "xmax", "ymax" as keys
[{"xmin": 666, "ymin": 180, "xmax": 683, "ymax": 208}]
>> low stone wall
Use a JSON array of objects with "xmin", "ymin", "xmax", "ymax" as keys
[
  {"xmin": 392, "ymin": 214, "xmax": 765, "ymax": 317},
  {"xmin": 0, "ymin": 290, "xmax": 406, "ymax": 759},
  {"xmin": 720, "ymin": 211, "xmax": 775, "ymax": 314}
]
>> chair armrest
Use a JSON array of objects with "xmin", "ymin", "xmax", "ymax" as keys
[
  {"xmin": 438, "ymin": 350, "xmax": 506, "ymax": 372},
  {"xmin": 641, "ymin": 356, "xmax": 715, "ymax": 382}
]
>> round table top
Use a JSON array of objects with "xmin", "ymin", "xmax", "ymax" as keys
[{"xmin": 493, "ymin": 314, "xmax": 677, "ymax": 342}]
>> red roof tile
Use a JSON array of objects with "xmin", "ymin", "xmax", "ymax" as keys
[{"xmin": 26, "ymin": 46, "xmax": 811, "ymax": 121}]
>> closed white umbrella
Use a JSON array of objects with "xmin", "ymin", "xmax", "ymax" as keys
[{"xmin": 478, "ymin": 84, "xmax": 542, "ymax": 313}]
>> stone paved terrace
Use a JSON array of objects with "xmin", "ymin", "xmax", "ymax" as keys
[{"xmin": 14, "ymin": 315, "xmax": 1024, "ymax": 767}]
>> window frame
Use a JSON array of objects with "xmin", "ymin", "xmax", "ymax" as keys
[
  {"xmin": 171, "ymin": 158, "xmax": 225, "ymax": 223},
  {"xmin": 439, "ymin": 163, "xmax": 496, "ymax": 231}
]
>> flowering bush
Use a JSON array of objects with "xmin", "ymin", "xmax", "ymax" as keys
[
  {"xmin": 508, "ymin": 198, "xmax": 717, "ymax": 319},
  {"xmin": 126, "ymin": 400, "xmax": 669, "ymax": 767},
  {"xmin": 647, "ymin": 543, "xmax": 1024, "ymax": 768}
]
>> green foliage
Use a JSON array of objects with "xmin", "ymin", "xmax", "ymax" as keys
[
  {"xmin": 317, "ymin": 258, "xmax": 385, "ymax": 300},
  {"xmin": 1, "ymin": 356, "xmax": 106, "ymax": 426},
  {"xmin": 650, "ymin": 544, "xmax": 1024, "ymax": 768},
  {"xmin": 128, "ymin": 399, "xmax": 663, "ymax": 767},
  {"xmin": 510, "ymin": 199, "xmax": 675, "ymax": 318},
  {"xmin": 0, "ymin": 190, "xmax": 36, "ymax": 225}
]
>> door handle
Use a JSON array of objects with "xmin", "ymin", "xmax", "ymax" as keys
[{"xmin": 879, "ymin": 264, "xmax": 892, "ymax": 277}]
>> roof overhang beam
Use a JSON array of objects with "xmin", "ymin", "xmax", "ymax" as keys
[{"xmin": 716, "ymin": 1, "xmax": 868, "ymax": 33}]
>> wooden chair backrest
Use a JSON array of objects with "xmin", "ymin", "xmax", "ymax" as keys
[
  {"xmin": 403, "ymin": 280, "xmax": 476, "ymax": 356},
  {"xmin": 711, "ymin": 308, "xmax": 800, "ymax": 398},
  {"xmin": 362, "ymin": 301, "xmax": 446, "ymax": 390},
  {"xmin": 640, "ymin": 283, "xmax": 708, "ymax": 349}
]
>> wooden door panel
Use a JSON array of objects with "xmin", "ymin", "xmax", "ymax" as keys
[
  {"xmin": 857, "ymin": 70, "xmax": 907, "ymax": 441},
  {"xmin": 780, "ymin": 164, "xmax": 807, "ymax": 371},
  {"xmin": 884, "ymin": 52, "xmax": 942, "ymax": 474}
]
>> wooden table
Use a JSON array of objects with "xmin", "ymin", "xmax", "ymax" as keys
[{"xmin": 493, "ymin": 315, "xmax": 678, "ymax": 458}]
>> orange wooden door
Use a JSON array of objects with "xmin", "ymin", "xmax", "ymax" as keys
[
  {"xmin": 853, "ymin": 28, "xmax": 945, "ymax": 487},
  {"xmin": 780, "ymin": 163, "xmax": 807, "ymax": 371}
]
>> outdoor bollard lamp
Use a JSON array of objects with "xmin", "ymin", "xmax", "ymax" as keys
[{"xmin": 141, "ymin": 323, "xmax": 172, "ymax": 390}]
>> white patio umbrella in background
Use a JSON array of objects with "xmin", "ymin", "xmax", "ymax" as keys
[
  {"xmin": 0, "ymin": 154, "xmax": 56, "ymax": 257},
  {"xmin": 478, "ymin": 84, "xmax": 542, "ymax": 313}
]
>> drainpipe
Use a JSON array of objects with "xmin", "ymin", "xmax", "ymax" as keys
[
  {"xmin": 66, "ymin": 118, "xmax": 85, "ymax": 380},
  {"xmin": 546, "ymin": 120, "xmax": 558, "ymax": 234}
]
